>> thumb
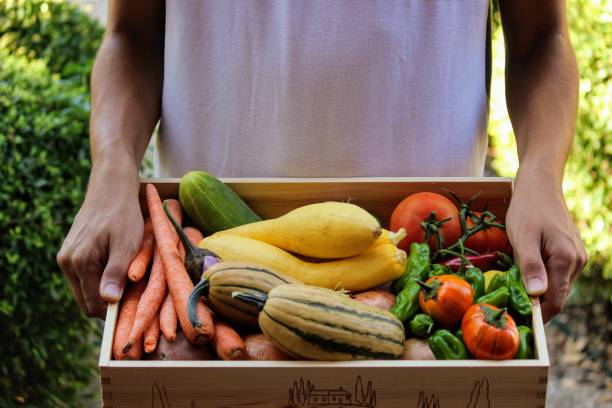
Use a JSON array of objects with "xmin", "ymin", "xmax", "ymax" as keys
[
  {"xmin": 99, "ymin": 243, "xmax": 132, "ymax": 303},
  {"xmin": 514, "ymin": 233, "xmax": 548, "ymax": 296}
]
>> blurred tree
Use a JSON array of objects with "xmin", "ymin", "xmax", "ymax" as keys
[{"xmin": 0, "ymin": 0, "xmax": 103, "ymax": 83}]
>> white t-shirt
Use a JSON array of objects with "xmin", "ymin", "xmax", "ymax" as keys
[{"xmin": 156, "ymin": 0, "xmax": 489, "ymax": 178}]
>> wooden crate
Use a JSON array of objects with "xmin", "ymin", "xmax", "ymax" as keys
[{"xmin": 100, "ymin": 177, "xmax": 549, "ymax": 408}]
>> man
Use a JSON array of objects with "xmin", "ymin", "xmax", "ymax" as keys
[{"xmin": 58, "ymin": 0, "xmax": 587, "ymax": 323}]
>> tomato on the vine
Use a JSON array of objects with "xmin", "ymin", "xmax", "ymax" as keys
[
  {"xmin": 464, "ymin": 211, "xmax": 511, "ymax": 254},
  {"xmin": 390, "ymin": 192, "xmax": 461, "ymax": 252}
]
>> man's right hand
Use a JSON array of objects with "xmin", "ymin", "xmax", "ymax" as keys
[{"xmin": 57, "ymin": 160, "xmax": 143, "ymax": 319}]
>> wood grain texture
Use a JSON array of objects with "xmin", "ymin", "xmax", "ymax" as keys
[{"xmin": 102, "ymin": 178, "xmax": 549, "ymax": 408}]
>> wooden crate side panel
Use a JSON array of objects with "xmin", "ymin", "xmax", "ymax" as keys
[
  {"xmin": 138, "ymin": 178, "xmax": 513, "ymax": 226},
  {"xmin": 101, "ymin": 365, "xmax": 547, "ymax": 408}
]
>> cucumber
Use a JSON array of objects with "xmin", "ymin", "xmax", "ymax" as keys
[{"xmin": 179, "ymin": 171, "xmax": 261, "ymax": 234}]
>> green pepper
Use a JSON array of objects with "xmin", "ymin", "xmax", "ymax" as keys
[
  {"xmin": 464, "ymin": 267, "xmax": 485, "ymax": 301},
  {"xmin": 408, "ymin": 314, "xmax": 434, "ymax": 337},
  {"xmin": 428, "ymin": 264, "xmax": 451, "ymax": 278},
  {"xmin": 390, "ymin": 280, "xmax": 421, "ymax": 322},
  {"xmin": 392, "ymin": 243, "xmax": 430, "ymax": 293},
  {"xmin": 508, "ymin": 266, "xmax": 532, "ymax": 317},
  {"xmin": 487, "ymin": 273, "xmax": 508, "ymax": 294},
  {"xmin": 428, "ymin": 329, "xmax": 468, "ymax": 360},
  {"xmin": 514, "ymin": 325, "xmax": 534, "ymax": 359},
  {"xmin": 476, "ymin": 286, "xmax": 510, "ymax": 307},
  {"xmin": 454, "ymin": 328, "xmax": 463, "ymax": 341}
]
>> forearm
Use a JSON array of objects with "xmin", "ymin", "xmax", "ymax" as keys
[
  {"xmin": 89, "ymin": 30, "xmax": 163, "ymax": 178},
  {"xmin": 505, "ymin": 31, "xmax": 578, "ymax": 188}
]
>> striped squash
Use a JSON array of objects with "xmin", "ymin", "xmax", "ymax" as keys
[
  {"xmin": 234, "ymin": 284, "xmax": 405, "ymax": 360},
  {"xmin": 188, "ymin": 262, "xmax": 298, "ymax": 327}
]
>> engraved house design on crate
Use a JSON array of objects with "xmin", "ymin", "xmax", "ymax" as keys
[{"xmin": 288, "ymin": 376, "xmax": 377, "ymax": 407}]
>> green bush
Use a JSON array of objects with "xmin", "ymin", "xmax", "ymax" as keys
[
  {"xmin": 0, "ymin": 1, "xmax": 103, "ymax": 406},
  {"xmin": 488, "ymin": 1, "xmax": 611, "ymax": 299},
  {"xmin": 0, "ymin": 0, "xmax": 103, "ymax": 83},
  {"xmin": 0, "ymin": 50, "xmax": 98, "ymax": 408}
]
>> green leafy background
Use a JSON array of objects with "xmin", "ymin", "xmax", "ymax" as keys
[{"xmin": 0, "ymin": 0, "xmax": 609, "ymax": 405}]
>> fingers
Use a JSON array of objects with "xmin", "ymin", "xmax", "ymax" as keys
[
  {"xmin": 57, "ymin": 241, "xmax": 106, "ymax": 318},
  {"xmin": 99, "ymin": 237, "xmax": 138, "ymax": 304},
  {"xmin": 57, "ymin": 251, "xmax": 89, "ymax": 313},
  {"xmin": 513, "ymin": 232, "xmax": 548, "ymax": 296},
  {"xmin": 540, "ymin": 238, "xmax": 578, "ymax": 322},
  {"xmin": 571, "ymin": 229, "xmax": 588, "ymax": 283},
  {"xmin": 79, "ymin": 263, "xmax": 107, "ymax": 319}
]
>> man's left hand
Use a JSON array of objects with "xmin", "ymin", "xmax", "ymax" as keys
[{"xmin": 505, "ymin": 174, "xmax": 587, "ymax": 323}]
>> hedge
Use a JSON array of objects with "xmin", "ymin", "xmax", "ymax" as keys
[{"xmin": 0, "ymin": 1, "xmax": 103, "ymax": 405}]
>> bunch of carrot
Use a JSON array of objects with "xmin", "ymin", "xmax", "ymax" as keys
[{"xmin": 112, "ymin": 184, "xmax": 245, "ymax": 361}]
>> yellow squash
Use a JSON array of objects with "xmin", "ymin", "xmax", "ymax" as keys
[
  {"xmin": 217, "ymin": 202, "xmax": 381, "ymax": 259},
  {"xmin": 370, "ymin": 228, "xmax": 407, "ymax": 248},
  {"xmin": 198, "ymin": 234, "xmax": 406, "ymax": 292}
]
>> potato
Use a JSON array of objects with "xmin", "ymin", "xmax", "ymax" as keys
[
  {"xmin": 148, "ymin": 330, "xmax": 214, "ymax": 360},
  {"xmin": 402, "ymin": 338, "xmax": 436, "ymax": 360},
  {"xmin": 352, "ymin": 290, "xmax": 396, "ymax": 311},
  {"xmin": 244, "ymin": 334, "xmax": 292, "ymax": 360}
]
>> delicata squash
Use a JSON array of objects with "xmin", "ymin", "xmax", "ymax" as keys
[
  {"xmin": 188, "ymin": 262, "xmax": 298, "ymax": 327},
  {"xmin": 232, "ymin": 284, "xmax": 406, "ymax": 360}
]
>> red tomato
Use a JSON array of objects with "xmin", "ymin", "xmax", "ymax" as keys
[
  {"xmin": 390, "ymin": 192, "xmax": 461, "ymax": 252},
  {"xmin": 464, "ymin": 212, "xmax": 511, "ymax": 254}
]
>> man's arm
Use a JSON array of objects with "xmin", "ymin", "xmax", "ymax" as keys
[
  {"xmin": 57, "ymin": 0, "xmax": 165, "ymax": 318},
  {"xmin": 500, "ymin": 0, "xmax": 587, "ymax": 321}
]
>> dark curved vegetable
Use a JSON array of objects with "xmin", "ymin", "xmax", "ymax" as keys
[{"xmin": 164, "ymin": 201, "xmax": 220, "ymax": 283}]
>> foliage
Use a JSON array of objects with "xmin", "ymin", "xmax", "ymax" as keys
[
  {"xmin": 0, "ymin": 1, "xmax": 103, "ymax": 406},
  {"xmin": 0, "ymin": 0, "xmax": 103, "ymax": 83},
  {"xmin": 488, "ymin": 1, "xmax": 612, "ymax": 296},
  {"xmin": 0, "ymin": 49, "xmax": 99, "ymax": 408}
]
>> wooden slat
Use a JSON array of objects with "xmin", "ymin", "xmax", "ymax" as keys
[{"xmin": 102, "ymin": 365, "xmax": 548, "ymax": 407}]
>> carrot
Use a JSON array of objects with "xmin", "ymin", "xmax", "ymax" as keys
[
  {"xmin": 184, "ymin": 227, "xmax": 204, "ymax": 246},
  {"xmin": 159, "ymin": 292, "xmax": 177, "ymax": 342},
  {"xmin": 127, "ymin": 218, "xmax": 155, "ymax": 282},
  {"xmin": 211, "ymin": 320, "xmax": 246, "ymax": 360},
  {"xmin": 145, "ymin": 183, "xmax": 214, "ymax": 345},
  {"xmin": 144, "ymin": 317, "xmax": 160, "ymax": 353},
  {"xmin": 123, "ymin": 202, "xmax": 184, "ymax": 353},
  {"xmin": 112, "ymin": 280, "xmax": 146, "ymax": 360}
]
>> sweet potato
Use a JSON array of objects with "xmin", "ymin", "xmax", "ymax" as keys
[
  {"xmin": 148, "ymin": 330, "xmax": 214, "ymax": 361},
  {"xmin": 244, "ymin": 334, "xmax": 291, "ymax": 361}
]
